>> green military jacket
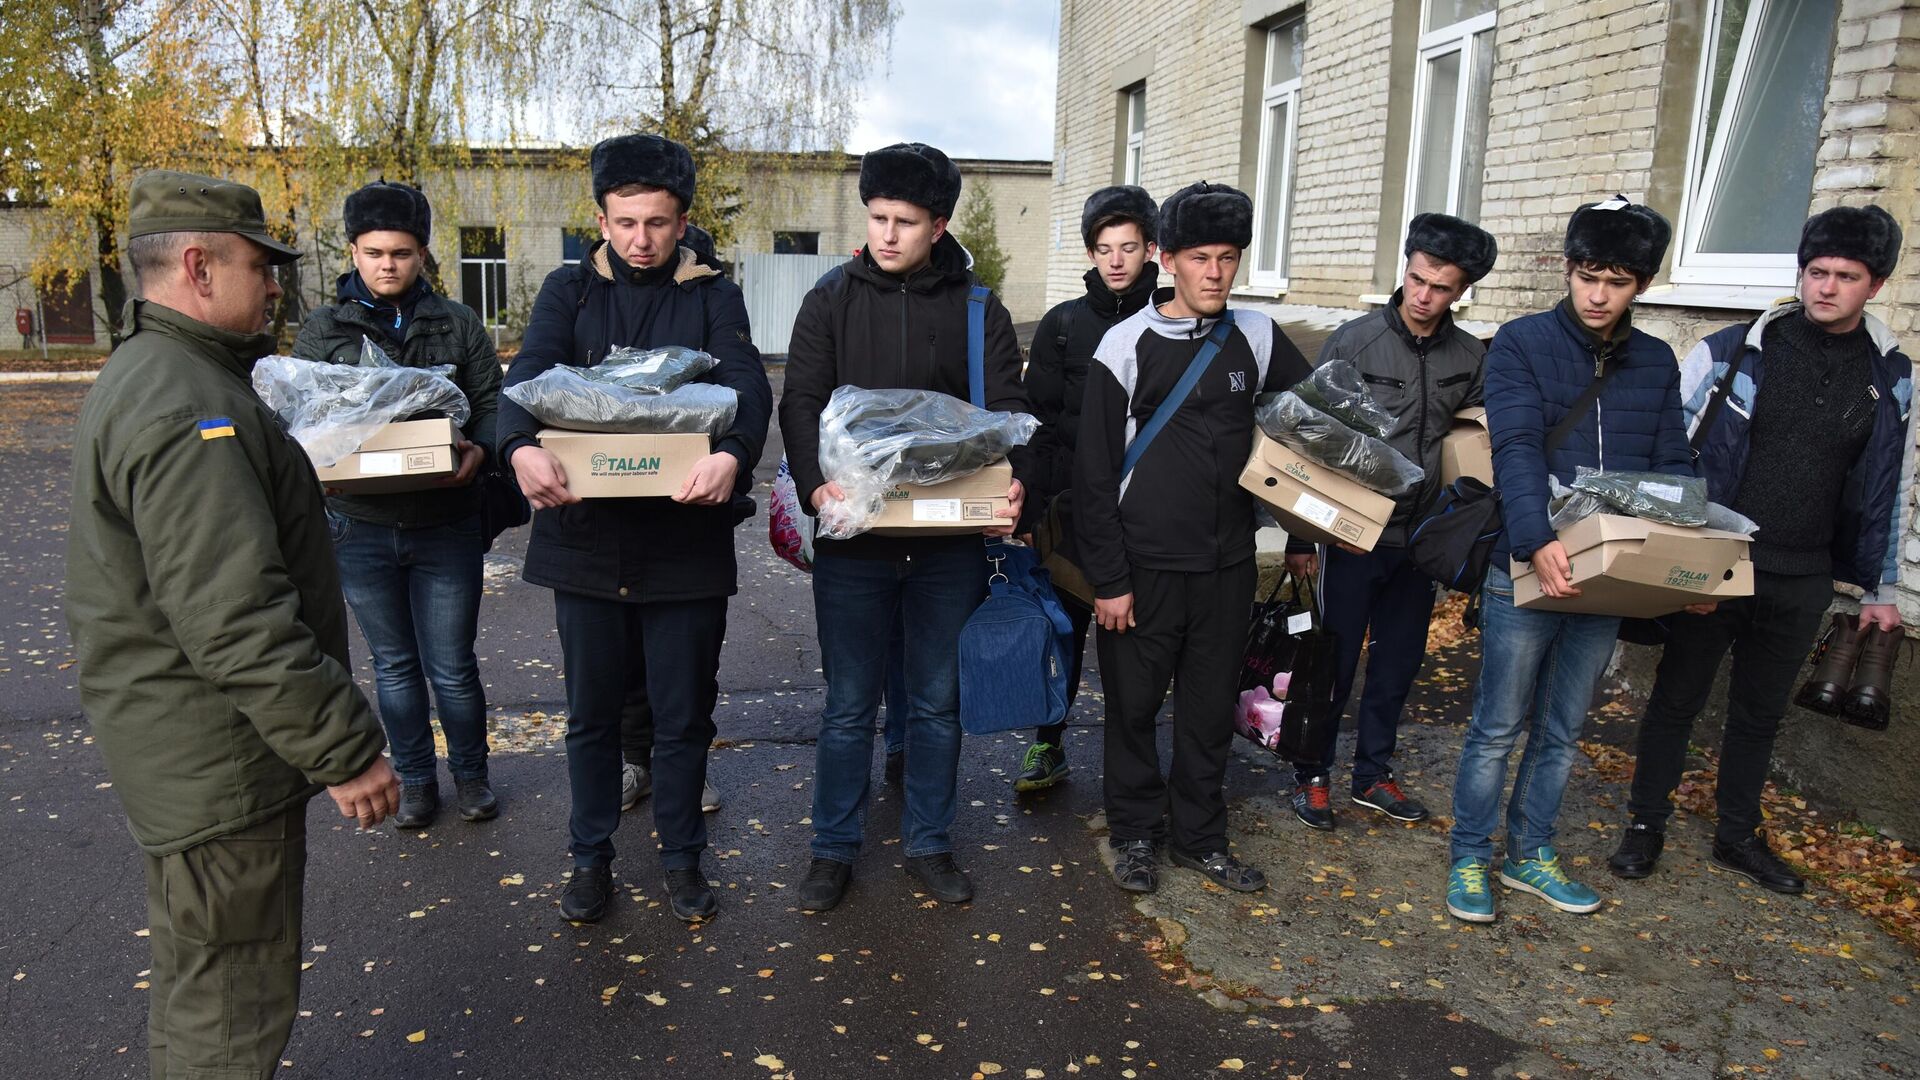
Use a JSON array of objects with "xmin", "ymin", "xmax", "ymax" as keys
[
  {"xmin": 66, "ymin": 300, "xmax": 385, "ymax": 856},
  {"xmin": 292, "ymin": 284, "xmax": 502, "ymax": 528}
]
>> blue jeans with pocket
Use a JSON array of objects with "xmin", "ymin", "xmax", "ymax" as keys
[
  {"xmin": 1448, "ymin": 565, "xmax": 1620, "ymax": 863},
  {"xmin": 810, "ymin": 545, "xmax": 985, "ymax": 862},
  {"xmin": 329, "ymin": 512, "xmax": 489, "ymax": 786}
]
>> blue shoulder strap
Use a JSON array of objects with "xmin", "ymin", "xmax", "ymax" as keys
[
  {"xmin": 1121, "ymin": 310, "xmax": 1235, "ymax": 479},
  {"xmin": 967, "ymin": 284, "xmax": 989, "ymax": 408}
]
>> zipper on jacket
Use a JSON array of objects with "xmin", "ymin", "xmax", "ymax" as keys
[
  {"xmin": 1363, "ymin": 373, "xmax": 1407, "ymax": 389},
  {"xmin": 899, "ymin": 282, "xmax": 910, "ymax": 388}
]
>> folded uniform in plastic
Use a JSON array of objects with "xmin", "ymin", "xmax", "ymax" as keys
[
  {"xmin": 252, "ymin": 337, "xmax": 470, "ymax": 468},
  {"xmin": 1252, "ymin": 370, "xmax": 1424, "ymax": 497},
  {"xmin": 502, "ymin": 365, "xmax": 738, "ymax": 437}
]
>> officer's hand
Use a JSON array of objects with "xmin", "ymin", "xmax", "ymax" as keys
[
  {"xmin": 809, "ymin": 481, "xmax": 848, "ymax": 511},
  {"xmin": 1095, "ymin": 592, "xmax": 1135, "ymax": 633},
  {"xmin": 1285, "ymin": 552, "xmax": 1317, "ymax": 579},
  {"xmin": 328, "ymin": 756, "xmax": 401, "ymax": 830},
  {"xmin": 443, "ymin": 439, "xmax": 485, "ymax": 487},
  {"xmin": 1859, "ymin": 603, "xmax": 1903, "ymax": 632},
  {"xmin": 674, "ymin": 451, "xmax": 739, "ymax": 506},
  {"xmin": 1532, "ymin": 540, "xmax": 1580, "ymax": 598},
  {"xmin": 985, "ymin": 478, "xmax": 1024, "ymax": 537},
  {"xmin": 511, "ymin": 445, "xmax": 579, "ymax": 510}
]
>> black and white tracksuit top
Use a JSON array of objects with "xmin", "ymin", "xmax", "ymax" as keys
[{"xmin": 1074, "ymin": 291, "xmax": 1311, "ymax": 599}]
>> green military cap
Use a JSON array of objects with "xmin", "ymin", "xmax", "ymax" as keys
[{"xmin": 127, "ymin": 169, "xmax": 302, "ymax": 264}]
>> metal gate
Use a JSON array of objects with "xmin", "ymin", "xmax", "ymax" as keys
[{"xmin": 737, "ymin": 253, "xmax": 846, "ymax": 356}]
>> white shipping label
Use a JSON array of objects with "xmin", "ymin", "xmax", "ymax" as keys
[
  {"xmin": 913, "ymin": 499, "xmax": 963, "ymax": 522},
  {"xmin": 1287, "ymin": 612, "xmax": 1314, "ymax": 635},
  {"xmin": 1640, "ymin": 482, "xmax": 1685, "ymax": 502},
  {"xmin": 1291, "ymin": 491, "xmax": 1340, "ymax": 529},
  {"xmin": 359, "ymin": 452, "xmax": 404, "ymax": 475}
]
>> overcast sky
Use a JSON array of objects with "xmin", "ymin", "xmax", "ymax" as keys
[{"xmin": 846, "ymin": 0, "xmax": 1059, "ymax": 161}]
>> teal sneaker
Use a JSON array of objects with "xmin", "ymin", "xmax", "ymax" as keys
[
  {"xmin": 1500, "ymin": 846, "xmax": 1602, "ymax": 914},
  {"xmin": 1446, "ymin": 857, "xmax": 1496, "ymax": 923}
]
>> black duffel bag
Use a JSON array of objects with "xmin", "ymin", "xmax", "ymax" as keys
[{"xmin": 1409, "ymin": 476, "xmax": 1503, "ymax": 622}]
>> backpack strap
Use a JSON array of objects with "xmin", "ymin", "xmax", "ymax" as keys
[
  {"xmin": 967, "ymin": 284, "xmax": 990, "ymax": 408},
  {"xmin": 1122, "ymin": 311, "xmax": 1235, "ymax": 480}
]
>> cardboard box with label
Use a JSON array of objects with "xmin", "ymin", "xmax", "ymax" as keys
[
  {"xmin": 1510, "ymin": 512, "xmax": 1754, "ymax": 617},
  {"xmin": 1238, "ymin": 432, "xmax": 1396, "ymax": 551},
  {"xmin": 1440, "ymin": 407, "xmax": 1493, "ymax": 486},
  {"xmin": 314, "ymin": 417, "xmax": 459, "ymax": 494},
  {"xmin": 537, "ymin": 429, "xmax": 712, "ymax": 498},
  {"xmin": 870, "ymin": 461, "xmax": 1014, "ymax": 536}
]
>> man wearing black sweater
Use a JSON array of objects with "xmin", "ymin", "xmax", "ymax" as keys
[
  {"xmin": 1076, "ymin": 181, "xmax": 1310, "ymax": 895},
  {"xmin": 1611, "ymin": 205, "xmax": 1913, "ymax": 895}
]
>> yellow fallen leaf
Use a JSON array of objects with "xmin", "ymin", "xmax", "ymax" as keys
[
  {"xmin": 916, "ymin": 1033, "xmax": 934, "ymax": 1045},
  {"xmin": 979, "ymin": 1065, "xmax": 1004, "ymax": 1076},
  {"xmin": 644, "ymin": 992, "xmax": 667, "ymax": 1006},
  {"xmin": 1762, "ymin": 1049, "xmax": 1781, "ymax": 1062},
  {"xmin": 499, "ymin": 874, "xmax": 525, "ymax": 886},
  {"xmin": 1450, "ymin": 1070, "xmax": 1469, "ymax": 1078},
  {"xmin": 1029, "ymin": 942, "xmax": 1047, "ymax": 952},
  {"xmin": 757, "ymin": 968, "xmax": 775, "ymax": 978},
  {"xmin": 817, "ymin": 953, "xmax": 834, "ymax": 962},
  {"xmin": 1629, "ymin": 1034, "xmax": 1652, "ymax": 1043},
  {"xmin": 753, "ymin": 1054, "xmax": 785, "ymax": 1071},
  {"xmin": 1220, "ymin": 1060, "xmax": 1246, "ymax": 1071},
  {"xmin": 526, "ymin": 945, "xmax": 542, "ymax": 952},
  {"xmin": 406, "ymin": 1030, "xmax": 426, "ymax": 1044}
]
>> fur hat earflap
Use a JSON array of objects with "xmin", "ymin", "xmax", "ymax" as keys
[
  {"xmin": 344, "ymin": 181, "xmax": 431, "ymax": 245},
  {"xmin": 1081, "ymin": 185, "xmax": 1158, "ymax": 247},
  {"xmin": 1563, "ymin": 195, "xmax": 1671, "ymax": 279},
  {"xmin": 858, "ymin": 142, "xmax": 963, "ymax": 220},
  {"xmin": 1798, "ymin": 204, "xmax": 1902, "ymax": 280},
  {"xmin": 1404, "ymin": 212, "xmax": 1497, "ymax": 283},
  {"xmin": 591, "ymin": 134, "xmax": 697, "ymax": 210},
  {"xmin": 1156, "ymin": 181, "xmax": 1253, "ymax": 254}
]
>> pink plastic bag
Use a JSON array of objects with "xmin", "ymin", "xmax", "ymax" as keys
[
  {"xmin": 1235, "ymin": 686, "xmax": 1289, "ymax": 752},
  {"xmin": 769, "ymin": 456, "xmax": 815, "ymax": 572}
]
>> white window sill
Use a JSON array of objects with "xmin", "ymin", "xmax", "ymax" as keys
[
  {"xmin": 1636, "ymin": 283, "xmax": 1795, "ymax": 312},
  {"xmin": 1234, "ymin": 283, "xmax": 1288, "ymax": 299}
]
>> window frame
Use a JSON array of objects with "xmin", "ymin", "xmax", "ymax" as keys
[
  {"xmin": 458, "ymin": 226, "xmax": 509, "ymax": 329},
  {"xmin": 1250, "ymin": 19, "xmax": 1305, "ymax": 290},
  {"xmin": 1123, "ymin": 85, "xmax": 1146, "ymax": 186},
  {"xmin": 1396, "ymin": 7, "xmax": 1496, "ymax": 286}
]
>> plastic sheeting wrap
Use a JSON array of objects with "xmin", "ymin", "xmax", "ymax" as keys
[
  {"xmin": 251, "ymin": 337, "xmax": 470, "ymax": 467},
  {"xmin": 1293, "ymin": 359, "xmax": 1392, "ymax": 438},
  {"xmin": 1253, "ymin": 390, "xmax": 1424, "ymax": 496},
  {"xmin": 814, "ymin": 386, "xmax": 1039, "ymax": 540},
  {"xmin": 502, "ymin": 366, "xmax": 738, "ymax": 437},
  {"xmin": 1547, "ymin": 468, "xmax": 1752, "ymax": 533},
  {"xmin": 582, "ymin": 345, "xmax": 717, "ymax": 395}
]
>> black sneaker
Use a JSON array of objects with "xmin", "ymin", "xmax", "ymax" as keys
[
  {"xmin": 904, "ymin": 853, "xmax": 974, "ymax": 903},
  {"xmin": 1352, "ymin": 776, "xmax": 1430, "ymax": 822},
  {"xmin": 1170, "ymin": 849, "xmax": 1267, "ymax": 892},
  {"xmin": 393, "ymin": 782, "xmax": 439, "ymax": 829},
  {"xmin": 1110, "ymin": 839, "xmax": 1158, "ymax": 894},
  {"xmin": 665, "ymin": 866, "xmax": 718, "ymax": 922},
  {"xmin": 884, "ymin": 748, "xmax": 904, "ymax": 785},
  {"xmin": 560, "ymin": 866, "xmax": 614, "ymax": 923},
  {"xmin": 1291, "ymin": 776, "xmax": 1336, "ymax": 831},
  {"xmin": 454, "ymin": 777, "xmax": 498, "ymax": 822},
  {"xmin": 1711, "ymin": 835, "xmax": 1805, "ymax": 894},
  {"xmin": 1607, "ymin": 821, "xmax": 1665, "ymax": 880},
  {"xmin": 797, "ymin": 858, "xmax": 851, "ymax": 912},
  {"xmin": 1014, "ymin": 742, "xmax": 1068, "ymax": 793}
]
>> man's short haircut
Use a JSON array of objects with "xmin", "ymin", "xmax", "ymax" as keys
[
  {"xmin": 1086, "ymin": 214, "xmax": 1148, "ymax": 248},
  {"xmin": 597, "ymin": 182, "xmax": 686, "ymax": 214},
  {"xmin": 1566, "ymin": 258, "xmax": 1652, "ymax": 289},
  {"xmin": 126, "ymin": 231, "xmax": 230, "ymax": 294}
]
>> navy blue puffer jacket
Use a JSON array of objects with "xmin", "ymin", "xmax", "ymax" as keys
[{"xmin": 1484, "ymin": 303, "xmax": 1693, "ymax": 563}]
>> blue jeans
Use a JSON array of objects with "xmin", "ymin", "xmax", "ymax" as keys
[
  {"xmin": 329, "ymin": 512, "xmax": 488, "ymax": 785},
  {"xmin": 1448, "ymin": 565, "xmax": 1620, "ymax": 863},
  {"xmin": 882, "ymin": 603, "xmax": 907, "ymax": 755},
  {"xmin": 811, "ymin": 545, "xmax": 985, "ymax": 862}
]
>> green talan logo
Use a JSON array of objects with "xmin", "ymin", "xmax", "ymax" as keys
[
  {"xmin": 1664, "ymin": 566, "xmax": 1710, "ymax": 591},
  {"xmin": 589, "ymin": 452, "xmax": 662, "ymax": 477},
  {"xmin": 882, "ymin": 487, "xmax": 912, "ymax": 501}
]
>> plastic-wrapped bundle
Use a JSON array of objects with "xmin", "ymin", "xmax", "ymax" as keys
[
  {"xmin": 587, "ymin": 345, "xmax": 717, "ymax": 395},
  {"xmin": 251, "ymin": 337, "xmax": 470, "ymax": 467},
  {"xmin": 1253, "ymin": 390, "xmax": 1424, "ymax": 496},
  {"xmin": 502, "ymin": 367, "xmax": 738, "ymax": 437},
  {"xmin": 1547, "ymin": 469, "xmax": 1748, "ymax": 533},
  {"xmin": 1294, "ymin": 359, "xmax": 1392, "ymax": 438},
  {"xmin": 814, "ymin": 386, "xmax": 1039, "ymax": 540}
]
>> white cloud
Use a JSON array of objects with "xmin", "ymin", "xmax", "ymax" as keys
[{"xmin": 848, "ymin": 0, "xmax": 1058, "ymax": 160}]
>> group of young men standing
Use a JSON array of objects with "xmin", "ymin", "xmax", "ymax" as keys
[{"xmin": 64, "ymin": 130, "xmax": 1910, "ymax": 1077}]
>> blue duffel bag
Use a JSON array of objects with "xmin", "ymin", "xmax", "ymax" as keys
[{"xmin": 958, "ymin": 539, "xmax": 1075, "ymax": 736}]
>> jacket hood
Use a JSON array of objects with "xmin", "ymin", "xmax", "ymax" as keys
[
  {"xmin": 589, "ymin": 240, "xmax": 720, "ymax": 288},
  {"xmin": 1082, "ymin": 262, "xmax": 1159, "ymax": 318},
  {"xmin": 1745, "ymin": 298, "xmax": 1900, "ymax": 358}
]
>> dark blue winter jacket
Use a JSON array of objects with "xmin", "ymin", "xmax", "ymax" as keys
[
  {"xmin": 1680, "ymin": 301, "xmax": 1915, "ymax": 602},
  {"xmin": 1485, "ymin": 302, "xmax": 1693, "ymax": 564}
]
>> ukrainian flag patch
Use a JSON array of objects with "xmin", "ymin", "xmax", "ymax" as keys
[{"xmin": 197, "ymin": 417, "xmax": 236, "ymax": 440}]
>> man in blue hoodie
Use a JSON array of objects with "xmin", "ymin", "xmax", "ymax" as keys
[{"xmin": 1445, "ymin": 198, "xmax": 1694, "ymax": 924}]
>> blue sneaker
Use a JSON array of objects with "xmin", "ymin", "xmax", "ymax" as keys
[
  {"xmin": 1446, "ymin": 857, "xmax": 1496, "ymax": 923},
  {"xmin": 1500, "ymin": 846, "xmax": 1602, "ymax": 914}
]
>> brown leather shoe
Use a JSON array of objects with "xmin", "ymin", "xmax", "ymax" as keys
[
  {"xmin": 1843, "ymin": 623, "xmax": 1905, "ymax": 730},
  {"xmin": 1795, "ymin": 613, "xmax": 1864, "ymax": 715}
]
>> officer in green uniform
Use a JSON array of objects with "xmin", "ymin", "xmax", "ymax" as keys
[{"xmin": 65, "ymin": 170, "xmax": 399, "ymax": 1080}]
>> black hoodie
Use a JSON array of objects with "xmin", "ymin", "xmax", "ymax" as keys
[{"xmin": 780, "ymin": 233, "xmax": 1032, "ymax": 561}]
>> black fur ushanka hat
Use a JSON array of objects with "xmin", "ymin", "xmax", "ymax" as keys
[
  {"xmin": 1799, "ymin": 204, "xmax": 1902, "ymax": 280},
  {"xmin": 1563, "ymin": 195, "xmax": 1671, "ymax": 279},
  {"xmin": 591, "ymin": 133, "xmax": 697, "ymax": 210},
  {"xmin": 344, "ymin": 181, "xmax": 431, "ymax": 245},
  {"xmin": 1157, "ymin": 181, "xmax": 1252, "ymax": 254},
  {"xmin": 858, "ymin": 142, "xmax": 963, "ymax": 220},
  {"xmin": 1405, "ymin": 212, "xmax": 1497, "ymax": 283}
]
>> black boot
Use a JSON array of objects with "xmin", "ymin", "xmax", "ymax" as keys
[
  {"xmin": 666, "ymin": 866, "xmax": 718, "ymax": 922},
  {"xmin": 1842, "ymin": 623, "xmax": 1904, "ymax": 730},
  {"xmin": 393, "ymin": 782, "xmax": 439, "ymax": 829},
  {"xmin": 560, "ymin": 865, "xmax": 615, "ymax": 922},
  {"xmin": 1796, "ymin": 613, "xmax": 1864, "ymax": 715},
  {"xmin": 1607, "ymin": 820, "xmax": 1665, "ymax": 879}
]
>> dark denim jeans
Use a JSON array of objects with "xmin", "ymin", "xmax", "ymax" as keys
[
  {"xmin": 811, "ymin": 545, "xmax": 985, "ymax": 862},
  {"xmin": 330, "ymin": 512, "xmax": 488, "ymax": 786}
]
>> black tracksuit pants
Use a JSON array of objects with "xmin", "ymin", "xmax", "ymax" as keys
[
  {"xmin": 1626, "ymin": 571, "xmax": 1831, "ymax": 846},
  {"xmin": 1098, "ymin": 559, "xmax": 1256, "ymax": 856}
]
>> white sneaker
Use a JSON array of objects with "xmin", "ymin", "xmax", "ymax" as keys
[
  {"xmin": 621, "ymin": 763, "xmax": 651, "ymax": 811},
  {"xmin": 701, "ymin": 782, "xmax": 721, "ymax": 813}
]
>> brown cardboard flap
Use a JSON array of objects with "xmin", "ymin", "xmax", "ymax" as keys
[
  {"xmin": 1238, "ymin": 432, "xmax": 1395, "ymax": 551},
  {"xmin": 537, "ymin": 429, "xmax": 712, "ymax": 498},
  {"xmin": 1440, "ymin": 408, "xmax": 1493, "ymax": 486},
  {"xmin": 313, "ymin": 418, "xmax": 459, "ymax": 493},
  {"xmin": 870, "ymin": 461, "xmax": 1013, "ymax": 535},
  {"xmin": 1511, "ymin": 512, "xmax": 1755, "ymax": 616}
]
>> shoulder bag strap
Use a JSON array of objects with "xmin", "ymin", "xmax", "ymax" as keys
[
  {"xmin": 1543, "ymin": 357, "xmax": 1621, "ymax": 454},
  {"xmin": 1121, "ymin": 310, "xmax": 1235, "ymax": 479},
  {"xmin": 967, "ymin": 284, "xmax": 990, "ymax": 408},
  {"xmin": 1689, "ymin": 329, "xmax": 1754, "ymax": 454}
]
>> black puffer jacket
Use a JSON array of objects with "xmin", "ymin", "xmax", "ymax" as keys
[
  {"xmin": 1021, "ymin": 263, "xmax": 1158, "ymax": 528},
  {"xmin": 780, "ymin": 234, "xmax": 1032, "ymax": 561}
]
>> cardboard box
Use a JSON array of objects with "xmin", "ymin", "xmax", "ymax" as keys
[
  {"xmin": 1238, "ymin": 432, "xmax": 1397, "ymax": 551},
  {"xmin": 870, "ymin": 461, "xmax": 1014, "ymax": 536},
  {"xmin": 1510, "ymin": 512, "xmax": 1755, "ymax": 617},
  {"xmin": 1440, "ymin": 407, "xmax": 1492, "ymax": 486},
  {"xmin": 315, "ymin": 418, "xmax": 458, "ymax": 494},
  {"xmin": 537, "ymin": 429, "xmax": 711, "ymax": 498}
]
